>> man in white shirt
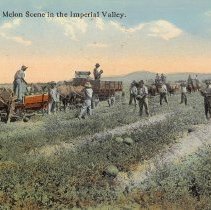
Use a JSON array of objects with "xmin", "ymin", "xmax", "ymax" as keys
[
  {"xmin": 13, "ymin": 65, "xmax": 28, "ymax": 102},
  {"xmin": 78, "ymin": 82, "xmax": 93, "ymax": 119},
  {"xmin": 160, "ymin": 82, "xmax": 168, "ymax": 106},
  {"xmin": 137, "ymin": 80, "xmax": 149, "ymax": 117},
  {"xmin": 180, "ymin": 82, "xmax": 187, "ymax": 105},
  {"xmin": 48, "ymin": 82, "xmax": 58, "ymax": 114}
]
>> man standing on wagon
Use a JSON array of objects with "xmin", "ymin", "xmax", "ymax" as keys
[
  {"xmin": 78, "ymin": 82, "xmax": 93, "ymax": 119},
  {"xmin": 13, "ymin": 65, "xmax": 28, "ymax": 102},
  {"xmin": 93, "ymin": 63, "xmax": 103, "ymax": 80}
]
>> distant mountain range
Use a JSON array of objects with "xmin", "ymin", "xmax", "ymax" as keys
[
  {"xmin": 1, "ymin": 71, "xmax": 211, "ymax": 86},
  {"xmin": 102, "ymin": 71, "xmax": 211, "ymax": 83}
]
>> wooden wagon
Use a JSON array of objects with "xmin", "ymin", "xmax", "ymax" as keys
[
  {"xmin": 15, "ymin": 93, "xmax": 49, "ymax": 116},
  {"xmin": 91, "ymin": 80, "xmax": 123, "ymax": 100},
  {"xmin": 72, "ymin": 71, "xmax": 123, "ymax": 101}
]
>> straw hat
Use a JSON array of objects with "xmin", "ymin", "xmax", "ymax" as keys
[
  {"xmin": 21, "ymin": 65, "xmax": 28, "ymax": 70},
  {"xmin": 84, "ymin": 82, "xmax": 92, "ymax": 88}
]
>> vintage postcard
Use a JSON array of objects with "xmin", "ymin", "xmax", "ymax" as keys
[{"xmin": 0, "ymin": 0, "xmax": 211, "ymax": 209}]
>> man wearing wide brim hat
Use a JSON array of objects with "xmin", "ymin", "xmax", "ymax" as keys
[
  {"xmin": 205, "ymin": 81, "xmax": 211, "ymax": 87},
  {"xmin": 78, "ymin": 81, "xmax": 93, "ymax": 119},
  {"xmin": 136, "ymin": 80, "xmax": 150, "ymax": 116},
  {"xmin": 21, "ymin": 65, "xmax": 28, "ymax": 71},
  {"xmin": 93, "ymin": 63, "xmax": 103, "ymax": 80},
  {"xmin": 155, "ymin": 73, "xmax": 161, "ymax": 85},
  {"xmin": 129, "ymin": 80, "xmax": 138, "ymax": 106},
  {"xmin": 13, "ymin": 65, "xmax": 28, "ymax": 102}
]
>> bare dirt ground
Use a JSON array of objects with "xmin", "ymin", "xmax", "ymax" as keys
[{"xmin": 116, "ymin": 121, "xmax": 211, "ymax": 191}]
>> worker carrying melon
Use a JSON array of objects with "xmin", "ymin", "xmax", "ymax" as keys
[{"xmin": 93, "ymin": 63, "xmax": 103, "ymax": 80}]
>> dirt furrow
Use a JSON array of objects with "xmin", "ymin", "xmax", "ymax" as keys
[
  {"xmin": 116, "ymin": 122, "xmax": 211, "ymax": 191},
  {"xmin": 30, "ymin": 112, "xmax": 173, "ymax": 157}
]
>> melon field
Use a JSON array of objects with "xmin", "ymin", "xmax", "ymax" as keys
[{"xmin": 0, "ymin": 89, "xmax": 210, "ymax": 209}]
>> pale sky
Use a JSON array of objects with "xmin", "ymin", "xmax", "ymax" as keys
[{"xmin": 0, "ymin": 0, "xmax": 211, "ymax": 83}]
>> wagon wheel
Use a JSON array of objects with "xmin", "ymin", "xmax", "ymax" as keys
[
  {"xmin": 15, "ymin": 106, "xmax": 26, "ymax": 121},
  {"xmin": 6, "ymin": 107, "xmax": 12, "ymax": 123},
  {"xmin": 6, "ymin": 100, "xmax": 17, "ymax": 123},
  {"xmin": 43, "ymin": 102, "xmax": 49, "ymax": 115},
  {"xmin": 41, "ymin": 94, "xmax": 49, "ymax": 115}
]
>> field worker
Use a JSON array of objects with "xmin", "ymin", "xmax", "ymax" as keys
[
  {"xmin": 91, "ymin": 94, "xmax": 100, "ymax": 109},
  {"xmin": 155, "ymin": 73, "xmax": 160, "ymax": 84},
  {"xmin": 180, "ymin": 82, "xmax": 187, "ymax": 105},
  {"xmin": 136, "ymin": 80, "xmax": 149, "ymax": 117},
  {"xmin": 108, "ymin": 93, "xmax": 115, "ymax": 107},
  {"xmin": 92, "ymin": 94, "xmax": 100, "ymax": 108},
  {"xmin": 129, "ymin": 80, "xmax": 138, "ymax": 106},
  {"xmin": 195, "ymin": 74, "xmax": 199, "ymax": 81},
  {"xmin": 161, "ymin": 73, "xmax": 166, "ymax": 83},
  {"xmin": 13, "ymin": 65, "xmax": 28, "ymax": 102},
  {"xmin": 187, "ymin": 74, "xmax": 192, "ymax": 84},
  {"xmin": 55, "ymin": 88, "xmax": 61, "ymax": 112},
  {"xmin": 48, "ymin": 82, "xmax": 58, "ymax": 114},
  {"xmin": 93, "ymin": 63, "xmax": 103, "ymax": 80},
  {"xmin": 78, "ymin": 82, "xmax": 93, "ymax": 119},
  {"xmin": 206, "ymin": 81, "xmax": 211, "ymax": 89},
  {"xmin": 160, "ymin": 82, "xmax": 168, "ymax": 106},
  {"xmin": 203, "ymin": 82, "xmax": 211, "ymax": 119}
]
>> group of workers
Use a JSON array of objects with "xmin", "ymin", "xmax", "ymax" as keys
[
  {"xmin": 12, "ymin": 63, "xmax": 103, "ymax": 118},
  {"xmin": 129, "ymin": 75, "xmax": 211, "ymax": 118},
  {"xmin": 13, "ymin": 65, "xmax": 211, "ymax": 120},
  {"xmin": 129, "ymin": 80, "xmax": 150, "ymax": 116},
  {"xmin": 155, "ymin": 73, "xmax": 166, "ymax": 84}
]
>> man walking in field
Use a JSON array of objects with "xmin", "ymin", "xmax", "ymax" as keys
[
  {"xmin": 129, "ymin": 80, "xmax": 138, "ymax": 106},
  {"xmin": 180, "ymin": 82, "xmax": 187, "ymax": 105},
  {"xmin": 155, "ymin": 73, "xmax": 161, "ymax": 84},
  {"xmin": 48, "ymin": 82, "xmax": 59, "ymax": 114},
  {"xmin": 137, "ymin": 80, "xmax": 149, "ymax": 117},
  {"xmin": 78, "ymin": 82, "xmax": 93, "ymax": 119},
  {"xmin": 161, "ymin": 73, "xmax": 166, "ymax": 83},
  {"xmin": 160, "ymin": 82, "xmax": 168, "ymax": 106},
  {"xmin": 13, "ymin": 65, "xmax": 28, "ymax": 102},
  {"xmin": 108, "ymin": 94, "xmax": 115, "ymax": 107},
  {"xmin": 201, "ymin": 81, "xmax": 211, "ymax": 119}
]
